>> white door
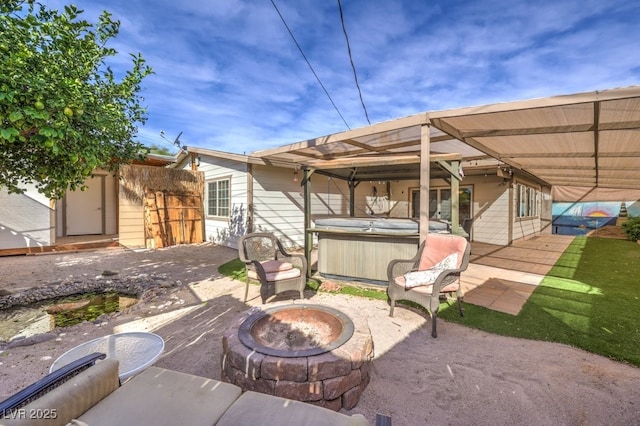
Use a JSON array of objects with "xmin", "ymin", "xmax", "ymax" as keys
[{"xmin": 66, "ymin": 175, "xmax": 104, "ymax": 235}]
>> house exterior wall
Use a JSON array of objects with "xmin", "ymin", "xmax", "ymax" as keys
[
  {"xmin": 195, "ymin": 155, "xmax": 248, "ymax": 249},
  {"xmin": 55, "ymin": 171, "xmax": 117, "ymax": 237},
  {"xmin": 0, "ymin": 185, "xmax": 54, "ymax": 250},
  {"xmin": 466, "ymin": 175, "xmax": 511, "ymax": 245},
  {"xmin": 511, "ymin": 176, "xmax": 549, "ymax": 242},
  {"xmin": 252, "ymin": 165, "xmax": 304, "ymax": 248},
  {"xmin": 540, "ymin": 186, "xmax": 553, "ymax": 235},
  {"xmin": 105, "ymin": 173, "xmax": 117, "ymax": 234},
  {"xmin": 195, "ymin": 155, "xmax": 546, "ymax": 249},
  {"xmin": 117, "ymin": 191, "xmax": 145, "ymax": 249},
  {"xmin": 309, "ymin": 175, "xmax": 381, "ymax": 219},
  {"xmin": 192, "ymin": 159, "xmax": 388, "ymax": 250},
  {"xmin": 252, "ymin": 168, "xmax": 386, "ymax": 249},
  {"xmin": 387, "ymin": 175, "xmax": 515, "ymax": 245}
]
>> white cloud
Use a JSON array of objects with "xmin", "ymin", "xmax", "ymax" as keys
[{"xmin": 37, "ymin": 0, "xmax": 640, "ymax": 154}]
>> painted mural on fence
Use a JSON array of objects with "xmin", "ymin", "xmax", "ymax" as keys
[{"xmin": 552, "ymin": 201, "xmax": 640, "ymax": 235}]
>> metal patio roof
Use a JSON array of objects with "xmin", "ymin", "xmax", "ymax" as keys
[{"xmin": 250, "ymin": 86, "xmax": 640, "ymax": 189}]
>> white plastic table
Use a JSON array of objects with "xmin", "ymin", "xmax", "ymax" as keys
[{"xmin": 50, "ymin": 332, "xmax": 165, "ymax": 380}]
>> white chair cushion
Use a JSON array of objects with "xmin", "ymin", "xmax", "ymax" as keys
[{"xmin": 402, "ymin": 252, "xmax": 459, "ymax": 289}]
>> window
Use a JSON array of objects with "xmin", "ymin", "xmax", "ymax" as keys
[
  {"xmin": 411, "ymin": 186, "xmax": 472, "ymax": 224},
  {"xmin": 207, "ymin": 179, "xmax": 230, "ymax": 217},
  {"xmin": 516, "ymin": 183, "xmax": 539, "ymax": 218}
]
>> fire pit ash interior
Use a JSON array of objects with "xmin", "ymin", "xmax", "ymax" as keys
[{"xmin": 238, "ymin": 304, "xmax": 354, "ymax": 357}]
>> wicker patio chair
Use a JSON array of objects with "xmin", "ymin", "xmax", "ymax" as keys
[
  {"xmin": 238, "ymin": 232, "xmax": 307, "ymax": 304},
  {"xmin": 387, "ymin": 233, "xmax": 471, "ymax": 338}
]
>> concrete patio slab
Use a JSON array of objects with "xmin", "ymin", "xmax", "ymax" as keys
[{"xmin": 462, "ymin": 235, "xmax": 574, "ymax": 314}]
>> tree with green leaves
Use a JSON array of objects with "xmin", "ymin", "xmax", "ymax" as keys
[
  {"xmin": 146, "ymin": 144, "xmax": 177, "ymax": 156},
  {"xmin": 0, "ymin": 1, "xmax": 153, "ymax": 199}
]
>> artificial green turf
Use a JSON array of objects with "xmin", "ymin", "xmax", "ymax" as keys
[
  {"xmin": 220, "ymin": 237, "xmax": 640, "ymax": 367},
  {"xmin": 439, "ymin": 237, "xmax": 640, "ymax": 367}
]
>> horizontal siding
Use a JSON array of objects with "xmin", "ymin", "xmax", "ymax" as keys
[
  {"xmin": 193, "ymin": 156, "xmax": 248, "ymax": 248},
  {"xmin": 105, "ymin": 173, "xmax": 118, "ymax": 235},
  {"xmin": 253, "ymin": 165, "xmax": 304, "ymax": 249},
  {"xmin": 253, "ymin": 170, "xmax": 408, "ymax": 249},
  {"xmin": 540, "ymin": 187, "xmax": 553, "ymax": 234},
  {"xmin": 470, "ymin": 176, "xmax": 510, "ymax": 245},
  {"xmin": 513, "ymin": 218, "xmax": 540, "ymax": 241},
  {"xmin": 199, "ymin": 160, "xmax": 522, "ymax": 249},
  {"xmin": 0, "ymin": 186, "xmax": 53, "ymax": 249},
  {"xmin": 118, "ymin": 192, "xmax": 145, "ymax": 248},
  {"xmin": 512, "ymin": 177, "xmax": 546, "ymax": 241}
]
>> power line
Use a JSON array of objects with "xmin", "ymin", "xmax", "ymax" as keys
[
  {"xmin": 270, "ymin": 0, "xmax": 350, "ymax": 129},
  {"xmin": 337, "ymin": 0, "xmax": 370, "ymax": 125}
]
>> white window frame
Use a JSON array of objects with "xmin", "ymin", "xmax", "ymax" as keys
[
  {"xmin": 207, "ymin": 178, "xmax": 230, "ymax": 218},
  {"xmin": 516, "ymin": 183, "xmax": 539, "ymax": 218}
]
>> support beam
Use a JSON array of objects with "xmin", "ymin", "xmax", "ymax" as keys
[
  {"xmin": 349, "ymin": 180, "xmax": 356, "ymax": 217},
  {"xmin": 435, "ymin": 160, "xmax": 463, "ymax": 181},
  {"xmin": 450, "ymin": 160, "xmax": 460, "ymax": 235},
  {"xmin": 593, "ymin": 101, "xmax": 601, "ymax": 186},
  {"xmin": 419, "ymin": 124, "xmax": 431, "ymax": 243},
  {"xmin": 246, "ymin": 164, "xmax": 254, "ymax": 233},
  {"xmin": 303, "ymin": 167, "xmax": 312, "ymax": 278}
]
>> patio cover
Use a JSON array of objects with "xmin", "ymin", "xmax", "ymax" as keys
[{"xmin": 251, "ymin": 86, "xmax": 640, "ymax": 190}]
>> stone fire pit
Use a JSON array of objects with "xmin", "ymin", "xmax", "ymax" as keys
[{"xmin": 221, "ymin": 302, "xmax": 374, "ymax": 411}]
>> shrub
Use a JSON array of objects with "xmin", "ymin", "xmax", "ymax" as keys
[{"xmin": 621, "ymin": 215, "xmax": 640, "ymax": 241}]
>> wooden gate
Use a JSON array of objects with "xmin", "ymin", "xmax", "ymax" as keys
[{"xmin": 144, "ymin": 190, "xmax": 204, "ymax": 248}]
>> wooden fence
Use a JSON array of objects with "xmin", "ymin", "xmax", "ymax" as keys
[{"xmin": 144, "ymin": 190, "xmax": 204, "ymax": 248}]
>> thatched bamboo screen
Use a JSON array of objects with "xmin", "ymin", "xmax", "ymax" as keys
[{"xmin": 120, "ymin": 165, "xmax": 204, "ymax": 248}]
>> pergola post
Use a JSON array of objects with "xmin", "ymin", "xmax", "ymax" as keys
[
  {"xmin": 450, "ymin": 160, "xmax": 460, "ymax": 234},
  {"xmin": 348, "ymin": 180, "xmax": 356, "ymax": 217},
  {"xmin": 246, "ymin": 163, "xmax": 254, "ymax": 233},
  {"xmin": 419, "ymin": 123, "xmax": 431, "ymax": 243},
  {"xmin": 303, "ymin": 167, "xmax": 312, "ymax": 277}
]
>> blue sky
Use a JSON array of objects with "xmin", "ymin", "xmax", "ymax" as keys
[{"xmin": 43, "ymin": 0, "xmax": 640, "ymax": 155}]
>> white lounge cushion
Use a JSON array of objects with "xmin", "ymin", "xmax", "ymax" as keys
[
  {"xmin": 76, "ymin": 366, "xmax": 242, "ymax": 426},
  {"xmin": 216, "ymin": 390, "xmax": 369, "ymax": 426}
]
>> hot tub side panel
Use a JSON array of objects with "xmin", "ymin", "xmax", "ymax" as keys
[{"xmin": 317, "ymin": 232, "xmax": 419, "ymax": 282}]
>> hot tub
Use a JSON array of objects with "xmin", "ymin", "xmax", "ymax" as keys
[
  {"xmin": 313, "ymin": 217, "xmax": 449, "ymax": 233},
  {"xmin": 310, "ymin": 217, "xmax": 448, "ymax": 283}
]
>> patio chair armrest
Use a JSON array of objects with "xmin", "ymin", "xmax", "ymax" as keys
[
  {"xmin": 238, "ymin": 248, "xmax": 251, "ymax": 264},
  {"xmin": 387, "ymin": 259, "xmax": 418, "ymax": 282},
  {"xmin": 277, "ymin": 253, "xmax": 307, "ymax": 272},
  {"xmin": 274, "ymin": 238, "xmax": 294, "ymax": 257},
  {"xmin": 247, "ymin": 260, "xmax": 269, "ymax": 282},
  {"xmin": 0, "ymin": 352, "xmax": 107, "ymax": 415},
  {"xmin": 430, "ymin": 268, "xmax": 463, "ymax": 293}
]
